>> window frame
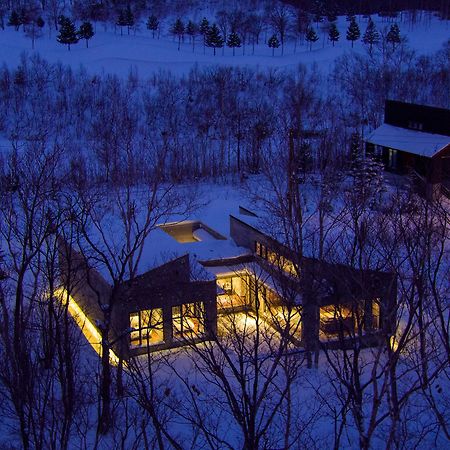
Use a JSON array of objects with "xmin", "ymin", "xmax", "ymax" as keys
[{"xmin": 129, "ymin": 308, "xmax": 164, "ymax": 348}]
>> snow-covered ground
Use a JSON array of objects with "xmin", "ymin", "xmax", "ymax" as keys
[{"xmin": 0, "ymin": 14, "xmax": 448, "ymax": 77}]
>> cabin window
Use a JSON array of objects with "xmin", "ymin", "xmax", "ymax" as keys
[
  {"xmin": 388, "ymin": 148, "xmax": 397, "ymax": 169},
  {"xmin": 130, "ymin": 308, "xmax": 164, "ymax": 347},
  {"xmin": 408, "ymin": 121, "xmax": 423, "ymax": 131},
  {"xmin": 172, "ymin": 302, "xmax": 205, "ymax": 339}
]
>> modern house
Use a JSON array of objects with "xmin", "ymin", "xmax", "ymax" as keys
[
  {"xmin": 366, "ymin": 100, "xmax": 450, "ymax": 196},
  {"xmin": 58, "ymin": 208, "xmax": 397, "ymax": 362}
]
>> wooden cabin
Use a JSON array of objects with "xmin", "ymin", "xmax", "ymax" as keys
[{"xmin": 366, "ymin": 100, "xmax": 450, "ymax": 196}]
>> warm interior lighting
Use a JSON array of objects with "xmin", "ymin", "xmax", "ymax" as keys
[
  {"xmin": 54, "ymin": 287, "xmax": 120, "ymax": 366},
  {"xmin": 390, "ymin": 335, "xmax": 399, "ymax": 352}
]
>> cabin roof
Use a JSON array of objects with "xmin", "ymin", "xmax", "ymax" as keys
[{"xmin": 366, "ymin": 123, "xmax": 450, "ymax": 158}]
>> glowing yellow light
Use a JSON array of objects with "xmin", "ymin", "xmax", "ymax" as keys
[
  {"xmin": 390, "ymin": 335, "xmax": 399, "ymax": 352},
  {"xmin": 54, "ymin": 287, "xmax": 120, "ymax": 366}
]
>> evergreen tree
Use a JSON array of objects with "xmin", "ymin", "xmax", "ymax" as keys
[
  {"xmin": 227, "ymin": 31, "xmax": 241, "ymax": 56},
  {"xmin": 186, "ymin": 21, "xmax": 198, "ymax": 51},
  {"xmin": 268, "ymin": 34, "xmax": 280, "ymax": 56},
  {"xmin": 116, "ymin": 10, "xmax": 127, "ymax": 35},
  {"xmin": 306, "ymin": 27, "xmax": 319, "ymax": 50},
  {"xmin": 346, "ymin": 17, "xmax": 360, "ymax": 48},
  {"xmin": 171, "ymin": 18, "xmax": 185, "ymax": 51},
  {"xmin": 199, "ymin": 17, "xmax": 209, "ymax": 36},
  {"xmin": 199, "ymin": 17, "xmax": 209, "ymax": 53},
  {"xmin": 7, "ymin": 10, "xmax": 21, "ymax": 30},
  {"xmin": 363, "ymin": 17, "xmax": 380, "ymax": 54},
  {"xmin": 57, "ymin": 17, "xmax": 79, "ymax": 51},
  {"xmin": 147, "ymin": 15, "xmax": 159, "ymax": 38},
  {"xmin": 124, "ymin": 6, "xmax": 134, "ymax": 35},
  {"xmin": 328, "ymin": 22, "xmax": 340, "ymax": 46},
  {"xmin": 18, "ymin": 7, "xmax": 30, "ymax": 28},
  {"xmin": 36, "ymin": 17, "xmax": 45, "ymax": 28},
  {"xmin": 205, "ymin": 23, "xmax": 223, "ymax": 56},
  {"xmin": 78, "ymin": 21, "xmax": 94, "ymax": 48},
  {"xmin": 386, "ymin": 23, "xmax": 401, "ymax": 50}
]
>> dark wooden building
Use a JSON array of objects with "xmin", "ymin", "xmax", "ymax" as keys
[{"xmin": 366, "ymin": 100, "xmax": 450, "ymax": 195}]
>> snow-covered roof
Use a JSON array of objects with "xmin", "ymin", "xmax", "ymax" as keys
[{"xmin": 366, "ymin": 123, "xmax": 450, "ymax": 158}]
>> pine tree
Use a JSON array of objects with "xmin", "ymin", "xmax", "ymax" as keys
[
  {"xmin": 186, "ymin": 21, "xmax": 198, "ymax": 51},
  {"xmin": 124, "ymin": 6, "xmax": 134, "ymax": 35},
  {"xmin": 116, "ymin": 10, "xmax": 127, "ymax": 35},
  {"xmin": 205, "ymin": 23, "xmax": 223, "ymax": 56},
  {"xmin": 346, "ymin": 17, "xmax": 360, "ymax": 48},
  {"xmin": 199, "ymin": 17, "xmax": 209, "ymax": 53},
  {"xmin": 36, "ymin": 17, "xmax": 45, "ymax": 28},
  {"xmin": 57, "ymin": 17, "xmax": 79, "ymax": 51},
  {"xmin": 199, "ymin": 17, "xmax": 209, "ymax": 36},
  {"xmin": 7, "ymin": 10, "xmax": 21, "ymax": 30},
  {"xmin": 227, "ymin": 31, "xmax": 241, "ymax": 56},
  {"xmin": 363, "ymin": 17, "xmax": 380, "ymax": 54},
  {"xmin": 147, "ymin": 15, "xmax": 159, "ymax": 38},
  {"xmin": 78, "ymin": 21, "xmax": 94, "ymax": 48},
  {"xmin": 171, "ymin": 18, "xmax": 184, "ymax": 51},
  {"xmin": 268, "ymin": 34, "xmax": 280, "ymax": 56},
  {"xmin": 328, "ymin": 22, "xmax": 339, "ymax": 46},
  {"xmin": 386, "ymin": 23, "xmax": 401, "ymax": 50},
  {"xmin": 306, "ymin": 27, "xmax": 319, "ymax": 50}
]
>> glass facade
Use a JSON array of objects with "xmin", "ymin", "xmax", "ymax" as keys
[
  {"xmin": 172, "ymin": 302, "xmax": 205, "ymax": 339},
  {"xmin": 130, "ymin": 308, "xmax": 164, "ymax": 347}
]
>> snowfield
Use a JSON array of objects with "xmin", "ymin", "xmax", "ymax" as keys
[{"xmin": 0, "ymin": 14, "xmax": 448, "ymax": 77}]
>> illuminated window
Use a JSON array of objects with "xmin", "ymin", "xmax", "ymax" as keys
[
  {"xmin": 130, "ymin": 308, "xmax": 164, "ymax": 348},
  {"xmin": 255, "ymin": 241, "xmax": 267, "ymax": 258},
  {"xmin": 173, "ymin": 302, "xmax": 205, "ymax": 339},
  {"xmin": 320, "ymin": 304, "xmax": 358, "ymax": 338},
  {"xmin": 255, "ymin": 241, "xmax": 299, "ymax": 277},
  {"xmin": 388, "ymin": 148, "xmax": 397, "ymax": 169},
  {"xmin": 217, "ymin": 276, "xmax": 248, "ymax": 310},
  {"xmin": 372, "ymin": 299, "xmax": 380, "ymax": 329},
  {"xmin": 217, "ymin": 277, "xmax": 234, "ymax": 294}
]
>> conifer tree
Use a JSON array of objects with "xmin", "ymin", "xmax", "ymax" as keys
[
  {"xmin": 78, "ymin": 21, "xmax": 94, "ymax": 48},
  {"xmin": 124, "ymin": 6, "xmax": 134, "ymax": 35},
  {"xmin": 328, "ymin": 22, "xmax": 339, "ymax": 46},
  {"xmin": 7, "ymin": 10, "xmax": 21, "ymax": 30},
  {"xmin": 199, "ymin": 17, "xmax": 209, "ymax": 53},
  {"xmin": 268, "ymin": 34, "xmax": 280, "ymax": 56},
  {"xmin": 306, "ymin": 27, "xmax": 319, "ymax": 50},
  {"xmin": 57, "ymin": 17, "xmax": 78, "ymax": 51},
  {"xmin": 227, "ymin": 31, "xmax": 241, "ymax": 56},
  {"xmin": 363, "ymin": 17, "xmax": 380, "ymax": 54},
  {"xmin": 386, "ymin": 23, "xmax": 401, "ymax": 50},
  {"xmin": 116, "ymin": 10, "xmax": 127, "ymax": 35},
  {"xmin": 186, "ymin": 20, "xmax": 198, "ymax": 51},
  {"xmin": 147, "ymin": 15, "xmax": 159, "ymax": 38},
  {"xmin": 346, "ymin": 17, "xmax": 360, "ymax": 48},
  {"xmin": 205, "ymin": 23, "xmax": 223, "ymax": 56},
  {"xmin": 171, "ymin": 18, "xmax": 185, "ymax": 51}
]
